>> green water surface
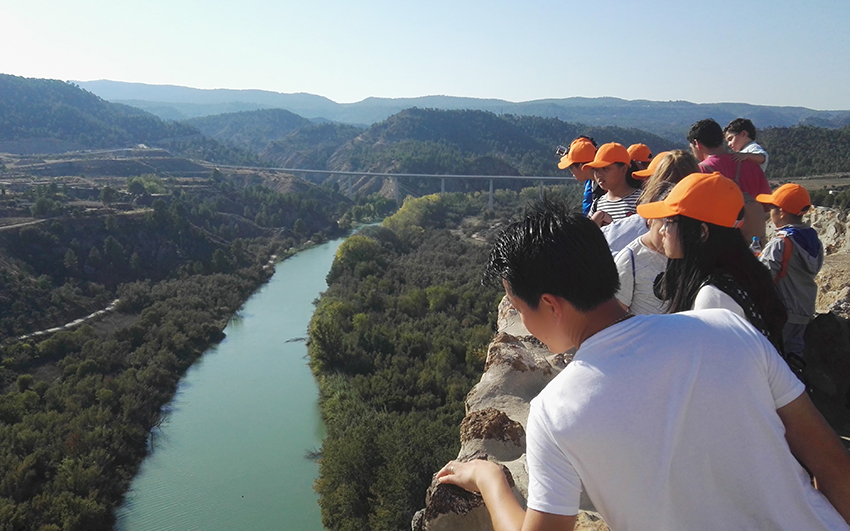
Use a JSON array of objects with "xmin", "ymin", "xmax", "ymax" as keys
[{"xmin": 115, "ymin": 237, "xmax": 345, "ymax": 531}]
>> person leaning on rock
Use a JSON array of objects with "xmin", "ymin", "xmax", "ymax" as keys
[{"xmin": 437, "ymin": 207, "xmax": 850, "ymax": 531}]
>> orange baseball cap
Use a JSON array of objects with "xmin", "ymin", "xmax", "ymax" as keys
[
  {"xmin": 637, "ymin": 172, "xmax": 745, "ymax": 228},
  {"xmin": 582, "ymin": 142, "xmax": 631, "ymax": 169},
  {"xmin": 628, "ymin": 143, "xmax": 652, "ymax": 162},
  {"xmin": 755, "ymin": 184, "xmax": 811, "ymax": 216},
  {"xmin": 632, "ymin": 150, "xmax": 671, "ymax": 179},
  {"xmin": 558, "ymin": 139, "xmax": 597, "ymax": 169}
]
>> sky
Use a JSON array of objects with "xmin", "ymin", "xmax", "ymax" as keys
[{"xmin": 2, "ymin": 0, "xmax": 849, "ymax": 110}]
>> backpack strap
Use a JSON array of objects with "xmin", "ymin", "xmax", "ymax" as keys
[
  {"xmin": 701, "ymin": 274, "xmax": 784, "ymax": 356},
  {"xmin": 628, "ymin": 247, "xmax": 636, "ymax": 301},
  {"xmin": 773, "ymin": 235, "xmax": 794, "ymax": 284}
]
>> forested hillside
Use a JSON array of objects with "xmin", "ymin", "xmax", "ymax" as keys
[
  {"xmin": 183, "ymin": 108, "xmax": 312, "ymax": 153},
  {"xmin": 0, "ymin": 163, "xmax": 365, "ymax": 529},
  {"xmin": 761, "ymin": 125, "xmax": 850, "ymax": 178},
  {"xmin": 0, "ymin": 75, "xmax": 259, "ymax": 165},
  {"xmin": 320, "ymin": 108, "xmax": 679, "ymax": 195},
  {"xmin": 308, "ymin": 189, "xmax": 578, "ymax": 531},
  {"xmin": 261, "ymin": 123, "xmax": 365, "ymax": 170}
]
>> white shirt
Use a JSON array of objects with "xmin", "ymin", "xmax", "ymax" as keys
[
  {"xmin": 693, "ymin": 283, "xmax": 745, "ymax": 319},
  {"xmin": 526, "ymin": 310, "xmax": 846, "ymax": 531},
  {"xmin": 602, "ymin": 214, "xmax": 648, "ymax": 256},
  {"xmin": 613, "ymin": 236, "xmax": 667, "ymax": 315},
  {"xmin": 742, "ymin": 141, "xmax": 769, "ymax": 172}
]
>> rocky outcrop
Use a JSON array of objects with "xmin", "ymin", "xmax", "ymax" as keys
[
  {"xmin": 413, "ymin": 206, "xmax": 850, "ymax": 531},
  {"xmin": 413, "ymin": 298, "xmax": 608, "ymax": 531}
]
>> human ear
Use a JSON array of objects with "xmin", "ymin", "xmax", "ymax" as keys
[
  {"xmin": 700, "ymin": 223, "xmax": 709, "ymax": 242},
  {"xmin": 538, "ymin": 293, "xmax": 563, "ymax": 321}
]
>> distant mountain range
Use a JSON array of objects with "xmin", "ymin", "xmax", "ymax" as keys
[
  {"xmin": 4, "ymin": 74, "xmax": 849, "ymax": 188},
  {"xmin": 75, "ymin": 80, "xmax": 850, "ymax": 142}
]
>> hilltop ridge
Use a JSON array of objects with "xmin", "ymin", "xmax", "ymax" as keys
[{"xmin": 75, "ymin": 80, "xmax": 850, "ymax": 141}]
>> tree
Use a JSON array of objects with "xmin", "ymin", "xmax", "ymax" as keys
[
  {"xmin": 103, "ymin": 236, "xmax": 125, "ymax": 266},
  {"xmin": 88, "ymin": 246, "xmax": 102, "ymax": 268},
  {"xmin": 127, "ymin": 179, "xmax": 146, "ymax": 197},
  {"xmin": 31, "ymin": 197, "xmax": 56, "ymax": 217},
  {"xmin": 64, "ymin": 249, "xmax": 78, "ymax": 272},
  {"xmin": 100, "ymin": 185, "xmax": 118, "ymax": 206}
]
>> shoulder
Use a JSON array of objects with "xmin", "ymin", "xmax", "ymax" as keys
[
  {"xmin": 760, "ymin": 235, "xmax": 786, "ymax": 263},
  {"xmin": 694, "ymin": 284, "xmax": 746, "ymax": 319},
  {"xmin": 614, "ymin": 243, "xmax": 633, "ymax": 267},
  {"xmin": 700, "ymin": 154, "xmax": 734, "ymax": 174},
  {"xmin": 742, "ymin": 142, "xmax": 768, "ymax": 155},
  {"xmin": 602, "ymin": 215, "xmax": 648, "ymax": 253}
]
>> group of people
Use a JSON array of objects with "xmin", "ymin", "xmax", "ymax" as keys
[
  {"xmin": 435, "ymin": 118, "xmax": 849, "ymax": 531},
  {"xmin": 560, "ymin": 118, "xmax": 822, "ymax": 369}
]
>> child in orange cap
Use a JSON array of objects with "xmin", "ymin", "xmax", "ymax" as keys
[
  {"xmin": 627, "ymin": 143, "xmax": 652, "ymax": 171},
  {"xmin": 584, "ymin": 142, "xmax": 642, "ymax": 226},
  {"xmin": 755, "ymin": 184, "xmax": 823, "ymax": 366},
  {"xmin": 558, "ymin": 136, "xmax": 599, "ymax": 215},
  {"xmin": 638, "ymin": 172, "xmax": 787, "ymax": 353}
]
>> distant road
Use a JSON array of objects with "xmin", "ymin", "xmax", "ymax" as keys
[
  {"xmin": 16, "ymin": 299, "xmax": 121, "ymax": 341},
  {"xmin": 0, "ymin": 218, "xmax": 45, "ymax": 231}
]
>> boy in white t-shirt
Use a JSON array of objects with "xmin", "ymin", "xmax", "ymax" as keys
[
  {"xmin": 435, "ymin": 209, "xmax": 850, "ymax": 531},
  {"xmin": 725, "ymin": 117, "xmax": 770, "ymax": 172}
]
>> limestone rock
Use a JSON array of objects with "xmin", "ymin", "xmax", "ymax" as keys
[
  {"xmin": 807, "ymin": 206, "xmax": 850, "ymax": 255},
  {"xmin": 460, "ymin": 408, "xmax": 525, "ymax": 462},
  {"xmin": 412, "ymin": 454, "xmax": 518, "ymax": 531}
]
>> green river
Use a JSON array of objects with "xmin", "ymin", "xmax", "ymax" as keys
[{"xmin": 115, "ymin": 236, "xmax": 346, "ymax": 530}]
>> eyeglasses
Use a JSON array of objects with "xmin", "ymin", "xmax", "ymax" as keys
[{"xmin": 661, "ymin": 217, "xmax": 679, "ymax": 231}]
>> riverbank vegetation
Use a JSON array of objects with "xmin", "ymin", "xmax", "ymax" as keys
[
  {"xmin": 0, "ymin": 169, "xmax": 363, "ymax": 530},
  {"xmin": 308, "ymin": 188, "xmax": 580, "ymax": 531}
]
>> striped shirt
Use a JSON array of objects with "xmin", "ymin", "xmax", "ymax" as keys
[{"xmin": 589, "ymin": 188, "xmax": 641, "ymax": 221}]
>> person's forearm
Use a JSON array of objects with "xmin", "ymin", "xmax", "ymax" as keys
[
  {"xmin": 477, "ymin": 469, "xmax": 527, "ymax": 531},
  {"xmin": 779, "ymin": 393, "xmax": 850, "ymax": 524},
  {"xmin": 748, "ymin": 153, "xmax": 766, "ymax": 164},
  {"xmin": 816, "ymin": 472, "xmax": 850, "ymax": 525}
]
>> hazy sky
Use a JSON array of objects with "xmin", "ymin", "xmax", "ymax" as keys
[{"xmin": 2, "ymin": 0, "xmax": 849, "ymax": 109}]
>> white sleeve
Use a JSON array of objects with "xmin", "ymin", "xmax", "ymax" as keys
[
  {"xmin": 613, "ymin": 246, "xmax": 634, "ymax": 308},
  {"xmin": 526, "ymin": 399, "xmax": 583, "ymax": 516},
  {"xmin": 742, "ymin": 142, "xmax": 767, "ymax": 156},
  {"xmin": 693, "ymin": 285, "xmax": 746, "ymax": 319},
  {"xmin": 749, "ymin": 322, "xmax": 806, "ymax": 408},
  {"xmin": 742, "ymin": 142, "xmax": 769, "ymax": 170}
]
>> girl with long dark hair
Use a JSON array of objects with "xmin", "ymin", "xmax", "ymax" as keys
[{"xmin": 638, "ymin": 172, "xmax": 787, "ymax": 353}]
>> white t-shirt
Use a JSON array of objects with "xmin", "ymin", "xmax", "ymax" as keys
[
  {"xmin": 526, "ymin": 310, "xmax": 847, "ymax": 531},
  {"xmin": 742, "ymin": 141, "xmax": 770, "ymax": 172},
  {"xmin": 602, "ymin": 214, "xmax": 648, "ymax": 256},
  {"xmin": 693, "ymin": 283, "xmax": 746, "ymax": 318},
  {"xmin": 613, "ymin": 236, "xmax": 667, "ymax": 315}
]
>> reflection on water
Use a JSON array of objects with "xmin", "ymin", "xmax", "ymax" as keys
[{"xmin": 115, "ymin": 238, "xmax": 346, "ymax": 531}]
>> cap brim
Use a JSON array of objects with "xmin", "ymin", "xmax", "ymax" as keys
[
  {"xmin": 632, "ymin": 168, "xmax": 653, "ymax": 179},
  {"xmin": 558, "ymin": 157, "xmax": 571, "ymax": 170},
  {"xmin": 754, "ymin": 193, "xmax": 774, "ymax": 204},
  {"xmin": 582, "ymin": 160, "xmax": 612, "ymax": 169},
  {"xmin": 636, "ymin": 201, "xmax": 678, "ymax": 220}
]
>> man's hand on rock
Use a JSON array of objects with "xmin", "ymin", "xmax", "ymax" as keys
[{"xmin": 436, "ymin": 459, "xmax": 504, "ymax": 493}]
